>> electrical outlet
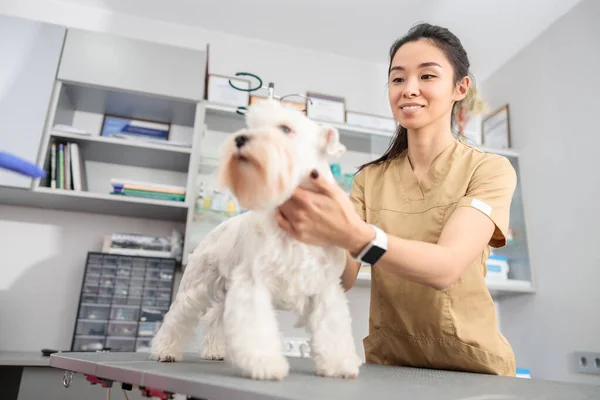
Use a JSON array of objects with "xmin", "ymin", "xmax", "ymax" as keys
[
  {"xmin": 282, "ymin": 337, "xmax": 311, "ymax": 358},
  {"xmin": 573, "ymin": 351, "xmax": 600, "ymax": 375}
]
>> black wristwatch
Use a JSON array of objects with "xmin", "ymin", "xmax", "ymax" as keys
[{"xmin": 353, "ymin": 224, "xmax": 387, "ymax": 265}]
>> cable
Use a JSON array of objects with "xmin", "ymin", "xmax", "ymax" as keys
[{"xmin": 122, "ymin": 389, "xmax": 130, "ymax": 400}]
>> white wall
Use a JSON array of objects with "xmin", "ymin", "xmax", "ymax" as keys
[
  {"xmin": 0, "ymin": 1, "xmax": 378, "ymax": 355},
  {"xmin": 481, "ymin": 0, "xmax": 600, "ymax": 385},
  {"xmin": 0, "ymin": 205, "xmax": 185, "ymax": 351}
]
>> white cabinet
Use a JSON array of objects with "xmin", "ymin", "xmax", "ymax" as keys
[
  {"xmin": 0, "ymin": 15, "xmax": 66, "ymax": 189},
  {"xmin": 57, "ymin": 29, "xmax": 207, "ymax": 101}
]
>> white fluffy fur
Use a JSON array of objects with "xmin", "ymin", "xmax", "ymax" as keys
[{"xmin": 150, "ymin": 100, "xmax": 362, "ymax": 380}]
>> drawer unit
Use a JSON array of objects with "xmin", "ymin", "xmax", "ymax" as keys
[{"xmin": 71, "ymin": 252, "xmax": 176, "ymax": 352}]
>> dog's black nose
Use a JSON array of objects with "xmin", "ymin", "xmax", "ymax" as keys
[{"xmin": 235, "ymin": 134, "xmax": 249, "ymax": 148}]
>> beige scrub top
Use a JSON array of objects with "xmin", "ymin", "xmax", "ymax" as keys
[{"xmin": 350, "ymin": 139, "xmax": 517, "ymax": 377}]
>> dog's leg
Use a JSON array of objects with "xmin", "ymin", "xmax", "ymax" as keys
[
  {"xmin": 223, "ymin": 270, "xmax": 289, "ymax": 380},
  {"xmin": 307, "ymin": 283, "xmax": 363, "ymax": 379},
  {"xmin": 200, "ymin": 302, "xmax": 226, "ymax": 360},
  {"xmin": 150, "ymin": 284, "xmax": 209, "ymax": 362}
]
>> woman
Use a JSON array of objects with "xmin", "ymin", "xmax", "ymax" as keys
[{"xmin": 276, "ymin": 22, "xmax": 517, "ymax": 376}]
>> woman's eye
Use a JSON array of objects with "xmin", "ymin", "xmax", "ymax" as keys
[
  {"xmin": 421, "ymin": 74, "xmax": 435, "ymax": 80},
  {"xmin": 279, "ymin": 125, "xmax": 291, "ymax": 134},
  {"xmin": 392, "ymin": 77, "xmax": 404, "ymax": 83}
]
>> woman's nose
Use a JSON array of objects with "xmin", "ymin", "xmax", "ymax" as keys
[{"xmin": 402, "ymin": 78, "xmax": 420, "ymax": 98}]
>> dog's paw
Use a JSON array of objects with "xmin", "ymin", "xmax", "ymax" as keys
[
  {"xmin": 201, "ymin": 343, "xmax": 225, "ymax": 360},
  {"xmin": 150, "ymin": 343, "xmax": 183, "ymax": 363},
  {"xmin": 315, "ymin": 353, "xmax": 362, "ymax": 379},
  {"xmin": 234, "ymin": 353, "xmax": 290, "ymax": 381},
  {"xmin": 150, "ymin": 351, "xmax": 183, "ymax": 363}
]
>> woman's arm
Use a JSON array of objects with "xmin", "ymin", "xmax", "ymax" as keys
[
  {"xmin": 277, "ymin": 156, "xmax": 516, "ymax": 292},
  {"xmin": 345, "ymin": 206, "xmax": 495, "ymax": 290},
  {"xmin": 341, "ymin": 252, "xmax": 362, "ymax": 291}
]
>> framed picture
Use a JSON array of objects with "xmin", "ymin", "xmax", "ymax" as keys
[
  {"xmin": 346, "ymin": 110, "xmax": 396, "ymax": 132},
  {"xmin": 207, "ymin": 74, "xmax": 251, "ymax": 108},
  {"xmin": 482, "ymin": 104, "xmax": 511, "ymax": 149},
  {"xmin": 305, "ymin": 91, "xmax": 346, "ymax": 123}
]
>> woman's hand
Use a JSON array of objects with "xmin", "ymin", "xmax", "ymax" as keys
[{"xmin": 275, "ymin": 169, "xmax": 374, "ymax": 253}]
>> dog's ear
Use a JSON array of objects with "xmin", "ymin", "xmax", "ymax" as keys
[{"xmin": 320, "ymin": 125, "xmax": 346, "ymax": 158}]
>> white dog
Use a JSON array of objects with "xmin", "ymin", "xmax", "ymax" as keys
[{"xmin": 150, "ymin": 99, "xmax": 362, "ymax": 381}]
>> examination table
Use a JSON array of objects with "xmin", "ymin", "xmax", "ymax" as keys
[{"xmin": 46, "ymin": 351, "xmax": 600, "ymax": 400}]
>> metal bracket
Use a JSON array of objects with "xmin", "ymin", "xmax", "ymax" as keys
[{"xmin": 62, "ymin": 371, "xmax": 73, "ymax": 388}]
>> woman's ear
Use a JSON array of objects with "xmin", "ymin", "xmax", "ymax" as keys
[
  {"xmin": 454, "ymin": 76, "xmax": 471, "ymax": 102},
  {"xmin": 321, "ymin": 125, "xmax": 346, "ymax": 158}
]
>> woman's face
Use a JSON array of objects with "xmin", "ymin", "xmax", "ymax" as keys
[{"xmin": 388, "ymin": 39, "xmax": 469, "ymax": 131}]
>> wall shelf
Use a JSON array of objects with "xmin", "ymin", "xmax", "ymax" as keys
[
  {"xmin": 0, "ymin": 186, "xmax": 188, "ymax": 221},
  {"xmin": 355, "ymin": 269, "xmax": 535, "ymax": 298},
  {"xmin": 50, "ymin": 131, "xmax": 192, "ymax": 172},
  {"xmin": 204, "ymin": 103, "xmax": 396, "ymax": 139}
]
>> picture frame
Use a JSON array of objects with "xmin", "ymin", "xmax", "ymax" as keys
[
  {"xmin": 305, "ymin": 91, "xmax": 346, "ymax": 124},
  {"xmin": 345, "ymin": 110, "xmax": 397, "ymax": 132},
  {"xmin": 207, "ymin": 74, "xmax": 251, "ymax": 108},
  {"xmin": 481, "ymin": 104, "xmax": 511, "ymax": 149}
]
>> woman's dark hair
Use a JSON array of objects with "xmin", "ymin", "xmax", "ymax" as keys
[{"xmin": 357, "ymin": 22, "xmax": 474, "ymax": 172}]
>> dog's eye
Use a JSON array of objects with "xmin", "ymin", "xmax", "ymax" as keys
[{"xmin": 278, "ymin": 124, "xmax": 292, "ymax": 134}]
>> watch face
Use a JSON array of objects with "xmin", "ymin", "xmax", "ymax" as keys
[{"xmin": 363, "ymin": 246, "xmax": 386, "ymax": 265}]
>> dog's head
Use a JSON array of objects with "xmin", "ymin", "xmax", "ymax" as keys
[{"xmin": 217, "ymin": 99, "xmax": 346, "ymax": 210}]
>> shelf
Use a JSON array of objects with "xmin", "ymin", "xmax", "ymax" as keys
[
  {"xmin": 354, "ymin": 269, "xmax": 534, "ymax": 298},
  {"xmin": 0, "ymin": 186, "xmax": 189, "ymax": 221},
  {"xmin": 204, "ymin": 103, "xmax": 396, "ymax": 139},
  {"xmin": 61, "ymin": 80, "xmax": 198, "ymax": 127},
  {"xmin": 51, "ymin": 131, "xmax": 192, "ymax": 172},
  {"xmin": 486, "ymin": 279, "xmax": 535, "ymax": 297},
  {"xmin": 203, "ymin": 103, "xmax": 521, "ymax": 159}
]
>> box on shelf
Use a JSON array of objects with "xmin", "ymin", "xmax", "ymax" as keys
[
  {"xmin": 101, "ymin": 115, "xmax": 170, "ymax": 141},
  {"xmin": 345, "ymin": 111, "xmax": 396, "ymax": 132},
  {"xmin": 485, "ymin": 254, "xmax": 510, "ymax": 280},
  {"xmin": 70, "ymin": 252, "xmax": 176, "ymax": 353}
]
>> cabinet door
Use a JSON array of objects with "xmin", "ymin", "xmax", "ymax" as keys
[
  {"xmin": 57, "ymin": 29, "xmax": 207, "ymax": 101},
  {"xmin": 0, "ymin": 16, "xmax": 66, "ymax": 189}
]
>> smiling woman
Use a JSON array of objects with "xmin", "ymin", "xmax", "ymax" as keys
[{"xmin": 276, "ymin": 22, "xmax": 519, "ymax": 377}]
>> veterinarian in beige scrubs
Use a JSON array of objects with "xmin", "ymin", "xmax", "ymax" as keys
[{"xmin": 277, "ymin": 23, "xmax": 517, "ymax": 376}]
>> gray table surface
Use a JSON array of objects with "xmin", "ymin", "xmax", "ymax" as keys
[
  {"xmin": 49, "ymin": 352, "xmax": 600, "ymax": 400},
  {"xmin": 0, "ymin": 351, "xmax": 51, "ymax": 366}
]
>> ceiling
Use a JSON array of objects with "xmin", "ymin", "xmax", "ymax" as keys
[{"xmin": 59, "ymin": 0, "xmax": 583, "ymax": 80}]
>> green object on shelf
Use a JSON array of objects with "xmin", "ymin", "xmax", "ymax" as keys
[{"xmin": 330, "ymin": 163, "xmax": 341, "ymax": 178}]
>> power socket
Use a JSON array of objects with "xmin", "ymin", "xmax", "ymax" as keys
[
  {"xmin": 573, "ymin": 351, "xmax": 600, "ymax": 375},
  {"xmin": 282, "ymin": 337, "xmax": 311, "ymax": 358}
]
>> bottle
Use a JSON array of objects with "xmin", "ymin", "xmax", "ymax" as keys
[
  {"xmin": 226, "ymin": 194, "xmax": 237, "ymax": 214},
  {"xmin": 195, "ymin": 182, "xmax": 205, "ymax": 211}
]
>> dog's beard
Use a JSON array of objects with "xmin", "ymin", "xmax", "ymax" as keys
[{"xmin": 218, "ymin": 141, "xmax": 297, "ymax": 210}]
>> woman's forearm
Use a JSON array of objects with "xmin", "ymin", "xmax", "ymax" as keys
[
  {"xmin": 341, "ymin": 252, "xmax": 361, "ymax": 292},
  {"xmin": 345, "ymin": 222, "xmax": 468, "ymax": 291}
]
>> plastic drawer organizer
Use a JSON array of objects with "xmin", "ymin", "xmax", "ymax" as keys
[{"xmin": 71, "ymin": 252, "xmax": 176, "ymax": 352}]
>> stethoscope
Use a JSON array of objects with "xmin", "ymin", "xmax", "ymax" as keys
[{"xmin": 227, "ymin": 71, "xmax": 312, "ymax": 115}]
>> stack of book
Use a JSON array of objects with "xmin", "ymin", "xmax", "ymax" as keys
[
  {"xmin": 48, "ymin": 141, "xmax": 88, "ymax": 191},
  {"xmin": 110, "ymin": 179, "xmax": 186, "ymax": 202}
]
